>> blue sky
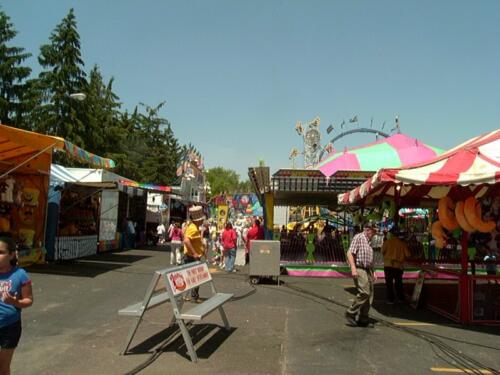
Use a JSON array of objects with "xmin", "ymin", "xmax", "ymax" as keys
[{"xmin": 3, "ymin": 1, "xmax": 500, "ymax": 179}]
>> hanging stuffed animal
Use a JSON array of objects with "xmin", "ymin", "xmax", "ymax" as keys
[
  {"xmin": 0, "ymin": 177, "xmax": 15, "ymax": 203},
  {"xmin": 463, "ymin": 197, "xmax": 496, "ymax": 233},
  {"xmin": 431, "ymin": 220, "xmax": 448, "ymax": 249},
  {"xmin": 381, "ymin": 199, "xmax": 396, "ymax": 219},
  {"xmin": 437, "ymin": 197, "xmax": 459, "ymax": 231}
]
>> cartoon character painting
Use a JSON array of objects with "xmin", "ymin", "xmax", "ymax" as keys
[{"xmin": 18, "ymin": 188, "xmax": 40, "ymax": 225}]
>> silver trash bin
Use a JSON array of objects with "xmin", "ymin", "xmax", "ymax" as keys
[{"xmin": 249, "ymin": 240, "xmax": 281, "ymax": 285}]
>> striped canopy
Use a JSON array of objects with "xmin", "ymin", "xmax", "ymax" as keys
[
  {"xmin": 317, "ymin": 133, "xmax": 443, "ymax": 177},
  {"xmin": 0, "ymin": 124, "xmax": 115, "ymax": 170},
  {"xmin": 338, "ymin": 129, "xmax": 500, "ymax": 206}
]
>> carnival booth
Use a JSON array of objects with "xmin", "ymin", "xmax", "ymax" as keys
[
  {"xmin": 61, "ymin": 168, "xmax": 132, "ymax": 252},
  {"xmin": 0, "ymin": 124, "xmax": 115, "ymax": 265},
  {"xmin": 248, "ymin": 134, "xmax": 444, "ymax": 272},
  {"xmin": 119, "ymin": 181, "xmax": 172, "ymax": 246},
  {"xmin": 338, "ymin": 129, "xmax": 500, "ymax": 324},
  {"xmin": 45, "ymin": 165, "xmax": 121, "ymax": 260},
  {"xmin": 62, "ymin": 169, "xmax": 173, "ymax": 251}
]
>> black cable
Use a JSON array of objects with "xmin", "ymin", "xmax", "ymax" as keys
[{"xmin": 280, "ymin": 281, "xmax": 499, "ymax": 375}]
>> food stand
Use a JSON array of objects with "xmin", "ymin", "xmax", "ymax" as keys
[{"xmin": 337, "ymin": 129, "xmax": 500, "ymax": 324}]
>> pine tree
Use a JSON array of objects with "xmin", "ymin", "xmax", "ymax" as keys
[
  {"xmin": 136, "ymin": 102, "xmax": 181, "ymax": 185},
  {"xmin": 84, "ymin": 65, "xmax": 123, "ymax": 154},
  {"xmin": 36, "ymin": 8, "xmax": 87, "ymax": 146},
  {"xmin": 0, "ymin": 11, "xmax": 32, "ymax": 128}
]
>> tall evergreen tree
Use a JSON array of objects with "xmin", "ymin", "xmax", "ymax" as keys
[
  {"xmin": 0, "ymin": 11, "xmax": 32, "ymax": 128},
  {"xmin": 36, "ymin": 8, "xmax": 87, "ymax": 146},
  {"xmin": 85, "ymin": 65, "xmax": 123, "ymax": 153},
  {"xmin": 136, "ymin": 102, "xmax": 181, "ymax": 185}
]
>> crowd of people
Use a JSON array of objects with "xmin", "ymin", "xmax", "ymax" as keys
[{"xmin": 155, "ymin": 208, "xmax": 265, "ymax": 278}]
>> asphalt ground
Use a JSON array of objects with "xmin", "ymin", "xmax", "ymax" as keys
[{"xmin": 11, "ymin": 247, "xmax": 500, "ymax": 375}]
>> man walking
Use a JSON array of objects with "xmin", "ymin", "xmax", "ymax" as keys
[{"xmin": 345, "ymin": 221, "xmax": 377, "ymax": 327}]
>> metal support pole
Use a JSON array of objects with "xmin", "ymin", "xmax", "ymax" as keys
[{"xmin": 459, "ymin": 231, "xmax": 470, "ymax": 324}]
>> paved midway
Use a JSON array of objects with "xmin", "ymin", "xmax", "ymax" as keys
[{"xmin": 15, "ymin": 247, "xmax": 500, "ymax": 375}]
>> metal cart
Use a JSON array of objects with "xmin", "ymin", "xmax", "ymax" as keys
[{"xmin": 249, "ymin": 240, "xmax": 281, "ymax": 285}]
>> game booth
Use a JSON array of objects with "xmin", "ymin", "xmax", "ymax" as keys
[
  {"xmin": 45, "ymin": 165, "xmax": 121, "ymax": 260},
  {"xmin": 248, "ymin": 133, "xmax": 444, "ymax": 275},
  {"xmin": 337, "ymin": 129, "xmax": 500, "ymax": 324},
  {"xmin": 0, "ymin": 124, "xmax": 115, "ymax": 266},
  {"xmin": 56, "ymin": 168, "xmax": 173, "ymax": 253}
]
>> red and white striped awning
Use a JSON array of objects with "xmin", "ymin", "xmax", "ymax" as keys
[{"xmin": 338, "ymin": 129, "xmax": 500, "ymax": 206}]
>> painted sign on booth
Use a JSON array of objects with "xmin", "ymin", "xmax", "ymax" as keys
[{"xmin": 166, "ymin": 263, "xmax": 212, "ymax": 296}]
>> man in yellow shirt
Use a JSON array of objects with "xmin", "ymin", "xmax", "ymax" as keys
[
  {"xmin": 381, "ymin": 227, "xmax": 411, "ymax": 304},
  {"xmin": 183, "ymin": 206, "xmax": 207, "ymax": 303}
]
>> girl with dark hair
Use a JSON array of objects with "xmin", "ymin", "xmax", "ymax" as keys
[{"xmin": 0, "ymin": 237, "xmax": 33, "ymax": 375}]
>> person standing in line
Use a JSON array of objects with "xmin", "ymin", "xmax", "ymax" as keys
[
  {"xmin": 345, "ymin": 222, "xmax": 377, "ymax": 327},
  {"xmin": 169, "ymin": 222, "xmax": 183, "ymax": 265},
  {"xmin": 221, "ymin": 222, "xmax": 238, "ymax": 272},
  {"xmin": 0, "ymin": 237, "xmax": 33, "ymax": 375},
  {"xmin": 245, "ymin": 218, "xmax": 265, "ymax": 264},
  {"xmin": 381, "ymin": 227, "xmax": 411, "ymax": 304},
  {"xmin": 209, "ymin": 222, "xmax": 217, "ymax": 259},
  {"xmin": 126, "ymin": 218, "xmax": 136, "ymax": 249},
  {"xmin": 156, "ymin": 221, "xmax": 166, "ymax": 245},
  {"xmin": 183, "ymin": 207, "xmax": 206, "ymax": 303}
]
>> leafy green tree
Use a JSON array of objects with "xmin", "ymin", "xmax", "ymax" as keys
[
  {"xmin": 238, "ymin": 180, "xmax": 252, "ymax": 193},
  {"xmin": 0, "ymin": 11, "xmax": 32, "ymax": 128},
  {"xmin": 35, "ymin": 8, "xmax": 87, "ymax": 146},
  {"xmin": 206, "ymin": 167, "xmax": 242, "ymax": 196}
]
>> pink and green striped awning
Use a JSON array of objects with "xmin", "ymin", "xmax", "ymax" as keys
[
  {"xmin": 317, "ymin": 133, "xmax": 443, "ymax": 177},
  {"xmin": 337, "ymin": 129, "xmax": 500, "ymax": 206}
]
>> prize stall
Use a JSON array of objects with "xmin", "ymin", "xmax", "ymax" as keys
[
  {"xmin": 62, "ymin": 169, "xmax": 150, "ymax": 251},
  {"xmin": 0, "ymin": 124, "xmax": 115, "ymax": 266},
  {"xmin": 118, "ymin": 180, "xmax": 172, "ymax": 246},
  {"xmin": 63, "ymin": 169, "xmax": 174, "ymax": 251},
  {"xmin": 46, "ymin": 165, "xmax": 119, "ymax": 260},
  {"xmin": 248, "ymin": 134, "xmax": 444, "ymax": 275},
  {"xmin": 337, "ymin": 129, "xmax": 500, "ymax": 324}
]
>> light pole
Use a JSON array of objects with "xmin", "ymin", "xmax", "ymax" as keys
[{"xmin": 69, "ymin": 92, "xmax": 86, "ymax": 101}]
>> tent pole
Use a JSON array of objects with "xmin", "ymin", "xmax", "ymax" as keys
[{"xmin": 459, "ymin": 231, "xmax": 470, "ymax": 324}]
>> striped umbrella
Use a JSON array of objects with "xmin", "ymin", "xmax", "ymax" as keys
[
  {"xmin": 337, "ymin": 129, "xmax": 500, "ymax": 206},
  {"xmin": 317, "ymin": 133, "xmax": 443, "ymax": 177}
]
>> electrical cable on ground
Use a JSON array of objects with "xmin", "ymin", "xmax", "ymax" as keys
[{"xmin": 281, "ymin": 281, "xmax": 500, "ymax": 375}]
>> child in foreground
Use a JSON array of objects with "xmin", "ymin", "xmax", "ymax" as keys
[{"xmin": 0, "ymin": 237, "xmax": 33, "ymax": 375}]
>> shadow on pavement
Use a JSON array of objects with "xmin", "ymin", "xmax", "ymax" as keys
[
  {"xmin": 133, "ymin": 244, "xmax": 171, "ymax": 253},
  {"xmin": 343, "ymin": 283, "xmax": 500, "ymax": 335},
  {"xmin": 27, "ymin": 252, "xmax": 151, "ymax": 278},
  {"xmin": 128, "ymin": 323, "xmax": 236, "ymax": 361}
]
